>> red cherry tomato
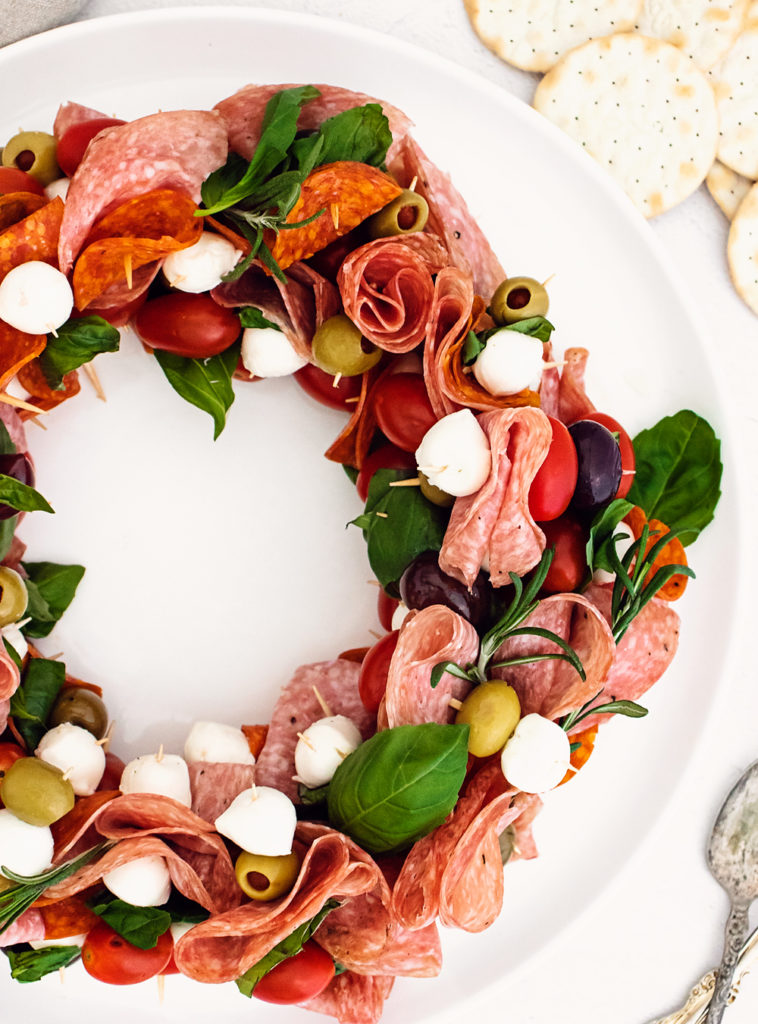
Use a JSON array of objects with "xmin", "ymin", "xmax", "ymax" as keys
[
  {"xmin": 97, "ymin": 751, "xmax": 126, "ymax": 792},
  {"xmin": 377, "ymin": 589, "xmax": 399, "ymax": 632},
  {"xmin": 355, "ymin": 444, "xmax": 415, "ymax": 504},
  {"xmin": 252, "ymin": 941, "xmax": 335, "ymax": 1005},
  {"xmin": 528, "ymin": 416, "xmax": 579, "ymax": 522},
  {"xmin": 81, "ymin": 922, "xmax": 173, "ymax": 985},
  {"xmin": 56, "ymin": 118, "xmax": 127, "ymax": 177},
  {"xmin": 294, "ymin": 362, "xmax": 362, "ymax": 411},
  {"xmin": 372, "ymin": 373, "xmax": 437, "ymax": 453},
  {"xmin": 579, "ymin": 412, "xmax": 635, "ymax": 499},
  {"xmin": 134, "ymin": 293, "xmax": 241, "ymax": 358},
  {"xmin": 0, "ymin": 167, "xmax": 45, "ymax": 196},
  {"xmin": 0, "ymin": 742, "xmax": 25, "ymax": 806},
  {"xmin": 539, "ymin": 517, "xmax": 588, "ymax": 594},
  {"xmin": 358, "ymin": 630, "xmax": 399, "ymax": 713}
]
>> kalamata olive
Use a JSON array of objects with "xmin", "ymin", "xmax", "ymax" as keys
[
  {"xmin": 455, "ymin": 681, "xmax": 521, "ymax": 757},
  {"xmin": 567, "ymin": 420, "xmax": 622, "ymax": 514},
  {"xmin": 399, "ymin": 551, "xmax": 491, "ymax": 630},
  {"xmin": 48, "ymin": 687, "xmax": 109, "ymax": 740},
  {"xmin": 366, "ymin": 189, "xmax": 429, "ymax": 239},
  {"xmin": 2, "ymin": 131, "xmax": 60, "ymax": 186},
  {"xmin": 311, "ymin": 314, "xmax": 381, "ymax": 376},
  {"xmin": 418, "ymin": 471, "xmax": 455, "ymax": 508},
  {"xmin": 0, "ymin": 757, "xmax": 75, "ymax": 826},
  {"xmin": 0, "ymin": 567, "xmax": 27, "ymax": 627},
  {"xmin": 234, "ymin": 850, "xmax": 300, "ymax": 901},
  {"xmin": 489, "ymin": 276, "xmax": 549, "ymax": 325},
  {"xmin": 0, "ymin": 453, "xmax": 35, "ymax": 521}
]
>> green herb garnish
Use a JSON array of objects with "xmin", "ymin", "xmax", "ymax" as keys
[
  {"xmin": 154, "ymin": 343, "xmax": 238, "ymax": 440},
  {"xmin": 21, "ymin": 561, "xmax": 85, "ymax": 639},
  {"xmin": 9, "ymin": 657, "xmax": 66, "ymax": 750},
  {"xmin": 39, "ymin": 316, "xmax": 120, "ymax": 391},
  {"xmin": 90, "ymin": 898, "xmax": 172, "ymax": 950},
  {"xmin": 4, "ymin": 944, "xmax": 81, "ymax": 983},
  {"xmin": 462, "ymin": 317, "xmax": 555, "ymax": 366}
]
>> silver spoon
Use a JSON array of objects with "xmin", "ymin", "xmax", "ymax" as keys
[{"xmin": 704, "ymin": 760, "xmax": 758, "ymax": 1023}]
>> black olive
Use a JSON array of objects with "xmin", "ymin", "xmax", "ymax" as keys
[
  {"xmin": 567, "ymin": 420, "xmax": 622, "ymax": 514},
  {"xmin": 399, "ymin": 551, "xmax": 491, "ymax": 630}
]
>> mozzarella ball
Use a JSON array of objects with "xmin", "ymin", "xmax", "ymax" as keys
[
  {"xmin": 120, "ymin": 753, "xmax": 192, "ymax": 807},
  {"xmin": 0, "ymin": 261, "xmax": 73, "ymax": 335},
  {"xmin": 500, "ymin": 713, "xmax": 570, "ymax": 794},
  {"xmin": 241, "ymin": 326, "xmax": 308, "ymax": 378},
  {"xmin": 30, "ymin": 933, "xmax": 86, "ymax": 950},
  {"xmin": 102, "ymin": 855, "xmax": 171, "ymax": 907},
  {"xmin": 0, "ymin": 809, "xmax": 53, "ymax": 877},
  {"xmin": 45, "ymin": 177, "xmax": 69, "ymax": 202},
  {"xmin": 294, "ymin": 715, "xmax": 362, "ymax": 789},
  {"xmin": 184, "ymin": 721, "xmax": 255, "ymax": 766},
  {"xmin": 36, "ymin": 723, "xmax": 105, "ymax": 796},
  {"xmin": 170, "ymin": 921, "xmax": 195, "ymax": 944},
  {"xmin": 593, "ymin": 522, "xmax": 636, "ymax": 585},
  {"xmin": 215, "ymin": 786, "xmax": 296, "ymax": 856},
  {"xmin": 391, "ymin": 602, "xmax": 411, "ymax": 631},
  {"xmin": 1, "ymin": 621, "xmax": 27, "ymax": 661},
  {"xmin": 163, "ymin": 232, "xmax": 242, "ymax": 293},
  {"xmin": 415, "ymin": 409, "xmax": 491, "ymax": 497},
  {"xmin": 473, "ymin": 329, "xmax": 544, "ymax": 396}
]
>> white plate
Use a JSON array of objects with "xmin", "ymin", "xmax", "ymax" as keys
[{"xmin": 0, "ymin": 7, "xmax": 742, "ymax": 1024}]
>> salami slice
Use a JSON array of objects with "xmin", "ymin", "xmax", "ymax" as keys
[
  {"xmin": 188, "ymin": 761, "xmax": 256, "ymax": 823},
  {"xmin": 53, "ymin": 101, "xmax": 111, "ymax": 140},
  {"xmin": 423, "ymin": 266, "xmax": 474, "ymax": 418},
  {"xmin": 58, "ymin": 109, "xmax": 228, "ymax": 273},
  {"xmin": 17, "ymin": 361, "xmax": 80, "ymax": 418},
  {"xmin": 0, "ymin": 908, "xmax": 45, "ymax": 947},
  {"xmin": 254, "ymin": 660, "xmax": 375, "ymax": 801},
  {"xmin": 304, "ymin": 972, "xmax": 395, "ymax": 1024},
  {"xmin": 556, "ymin": 347, "xmax": 596, "ymax": 424},
  {"xmin": 0, "ymin": 698, "xmax": 9, "ymax": 736},
  {"xmin": 51, "ymin": 791, "xmax": 119, "ymax": 863},
  {"xmin": 439, "ymin": 407, "xmax": 552, "ymax": 588},
  {"xmin": 0, "ymin": 192, "xmax": 47, "ymax": 233},
  {"xmin": 0, "ymin": 197, "xmax": 64, "ymax": 281},
  {"xmin": 0, "ymin": 642, "xmax": 20, "ymax": 701},
  {"xmin": 39, "ymin": 895, "xmax": 99, "ymax": 939},
  {"xmin": 0, "ymin": 324, "xmax": 46, "ymax": 395},
  {"xmin": 383, "ymin": 606, "xmax": 479, "ymax": 729}
]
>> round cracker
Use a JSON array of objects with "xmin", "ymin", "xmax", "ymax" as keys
[
  {"xmin": 635, "ymin": 0, "xmax": 750, "ymax": 71},
  {"xmin": 465, "ymin": 0, "xmax": 643, "ymax": 73},
  {"xmin": 728, "ymin": 181, "xmax": 758, "ymax": 313},
  {"xmin": 533, "ymin": 33, "xmax": 718, "ymax": 217},
  {"xmin": 706, "ymin": 159, "xmax": 754, "ymax": 218},
  {"xmin": 712, "ymin": 23, "xmax": 758, "ymax": 178}
]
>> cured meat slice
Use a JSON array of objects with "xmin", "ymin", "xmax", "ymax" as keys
[
  {"xmin": 0, "ymin": 193, "xmax": 47, "ymax": 233},
  {"xmin": 339, "ymin": 233, "xmax": 450, "ymax": 353},
  {"xmin": 0, "ymin": 909, "xmax": 44, "ymax": 947},
  {"xmin": 0, "ymin": 323, "xmax": 46, "ymax": 395},
  {"xmin": 493, "ymin": 593, "xmax": 615, "ymax": 721},
  {"xmin": 188, "ymin": 762, "xmax": 256, "ymax": 823},
  {"xmin": 556, "ymin": 347, "xmax": 596, "ymax": 424},
  {"xmin": 0, "ymin": 404, "xmax": 28, "ymax": 454},
  {"xmin": 254, "ymin": 660, "xmax": 375, "ymax": 801},
  {"xmin": 423, "ymin": 266, "xmax": 474, "ymax": 418},
  {"xmin": 58, "ymin": 109, "xmax": 228, "ymax": 273},
  {"xmin": 173, "ymin": 826, "xmax": 379, "ymax": 983},
  {"xmin": 0, "ymin": 643, "xmax": 20, "ymax": 701},
  {"xmin": 53, "ymin": 101, "xmax": 111, "ymax": 140},
  {"xmin": 0, "ymin": 197, "xmax": 64, "ymax": 281},
  {"xmin": 383, "ymin": 606, "xmax": 479, "ymax": 729},
  {"xmin": 0, "ymin": 698, "xmax": 9, "ymax": 736},
  {"xmin": 51, "ymin": 790, "xmax": 119, "ymax": 863},
  {"xmin": 39, "ymin": 895, "xmax": 99, "ymax": 939},
  {"xmin": 17, "ymin": 362, "xmax": 80, "ymax": 418},
  {"xmin": 305, "ymin": 972, "xmax": 395, "ymax": 1024},
  {"xmin": 439, "ymin": 407, "xmax": 552, "ymax": 588}
]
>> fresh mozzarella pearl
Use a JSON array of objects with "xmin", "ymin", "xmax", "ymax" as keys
[
  {"xmin": 473, "ymin": 329, "xmax": 544, "ymax": 396},
  {"xmin": 240, "ymin": 327, "xmax": 308, "ymax": 378},
  {"xmin": 36, "ymin": 723, "xmax": 105, "ymax": 796},
  {"xmin": 500, "ymin": 713, "xmax": 570, "ymax": 794},
  {"xmin": 391, "ymin": 602, "xmax": 411, "ymax": 631},
  {"xmin": 0, "ymin": 261, "xmax": 73, "ymax": 335},
  {"xmin": 170, "ymin": 921, "xmax": 195, "ymax": 943},
  {"xmin": 184, "ymin": 721, "xmax": 255, "ymax": 765},
  {"xmin": 593, "ymin": 522, "xmax": 636, "ymax": 585},
  {"xmin": 30, "ymin": 933, "xmax": 86, "ymax": 950},
  {"xmin": 294, "ymin": 716, "xmax": 362, "ymax": 789},
  {"xmin": 120, "ymin": 753, "xmax": 192, "ymax": 807},
  {"xmin": 215, "ymin": 786, "xmax": 296, "ymax": 856},
  {"xmin": 415, "ymin": 409, "xmax": 491, "ymax": 497},
  {"xmin": 102, "ymin": 855, "xmax": 171, "ymax": 907},
  {"xmin": 0, "ymin": 809, "xmax": 53, "ymax": 877},
  {"xmin": 1, "ymin": 621, "xmax": 27, "ymax": 660},
  {"xmin": 45, "ymin": 177, "xmax": 69, "ymax": 202},
  {"xmin": 163, "ymin": 233, "xmax": 242, "ymax": 293}
]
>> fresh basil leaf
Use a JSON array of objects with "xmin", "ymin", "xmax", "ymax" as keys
[
  {"xmin": 0, "ymin": 517, "xmax": 17, "ymax": 562},
  {"xmin": 291, "ymin": 104, "xmax": 392, "ymax": 170},
  {"xmin": 589, "ymin": 699, "xmax": 648, "ymax": 719},
  {"xmin": 342, "ymin": 464, "xmax": 359, "ymax": 486},
  {"xmin": 201, "ymin": 152, "xmax": 249, "ymax": 210},
  {"xmin": 627, "ymin": 410, "xmax": 722, "ymax": 546},
  {"xmin": 0, "ymin": 844, "xmax": 106, "ymax": 935},
  {"xmin": 90, "ymin": 898, "xmax": 171, "ymax": 950},
  {"xmin": 503, "ymin": 316, "xmax": 554, "ymax": 344},
  {"xmin": 586, "ymin": 499, "xmax": 635, "ymax": 575},
  {"xmin": 9, "ymin": 658, "xmax": 66, "ymax": 749},
  {"xmin": 154, "ymin": 343, "xmax": 238, "ymax": 440},
  {"xmin": 0, "ymin": 476, "xmax": 53, "ymax": 515},
  {"xmin": 328, "ymin": 723, "xmax": 469, "ymax": 855},
  {"xmin": 334, "ymin": 962, "xmax": 347, "ymax": 976},
  {"xmin": 21, "ymin": 561, "xmax": 85, "ymax": 639},
  {"xmin": 462, "ymin": 330, "xmax": 485, "ymax": 366},
  {"xmin": 569, "ymin": 741, "xmax": 581, "ymax": 753},
  {"xmin": 5, "ymin": 944, "xmax": 81, "ymax": 983},
  {"xmin": 3, "ymin": 638, "xmax": 22, "ymax": 669},
  {"xmin": 39, "ymin": 316, "xmax": 120, "ymax": 391},
  {"xmin": 0, "ymin": 421, "xmax": 17, "ymax": 457},
  {"xmin": 236, "ymin": 900, "xmax": 339, "ymax": 997},
  {"xmin": 298, "ymin": 782, "xmax": 330, "ymax": 806},
  {"xmin": 238, "ymin": 307, "xmax": 281, "ymax": 332}
]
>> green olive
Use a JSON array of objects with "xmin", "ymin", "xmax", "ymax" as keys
[
  {"xmin": 455, "ymin": 680, "xmax": 521, "ymax": 758},
  {"xmin": 0, "ymin": 567, "xmax": 27, "ymax": 628},
  {"xmin": 48, "ymin": 688, "xmax": 108, "ymax": 740},
  {"xmin": 419, "ymin": 471, "xmax": 455, "ymax": 508},
  {"xmin": 2, "ymin": 131, "xmax": 60, "ymax": 186},
  {"xmin": 0, "ymin": 757, "xmax": 75, "ymax": 826},
  {"xmin": 366, "ymin": 189, "xmax": 429, "ymax": 239},
  {"xmin": 311, "ymin": 314, "xmax": 381, "ymax": 377},
  {"xmin": 234, "ymin": 850, "xmax": 300, "ymax": 901},
  {"xmin": 489, "ymin": 277, "xmax": 549, "ymax": 326}
]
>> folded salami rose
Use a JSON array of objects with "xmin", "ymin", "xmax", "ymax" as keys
[
  {"xmin": 305, "ymin": 972, "xmax": 395, "ymax": 1024},
  {"xmin": 0, "ymin": 908, "xmax": 44, "ymax": 948},
  {"xmin": 554, "ymin": 347, "xmax": 596, "ymax": 424},
  {"xmin": 188, "ymin": 762, "xmax": 256, "ymax": 824},
  {"xmin": 423, "ymin": 266, "xmax": 475, "ymax": 418},
  {"xmin": 439, "ymin": 407, "xmax": 552, "ymax": 588},
  {"xmin": 53, "ymin": 101, "xmax": 111, "ymax": 141}
]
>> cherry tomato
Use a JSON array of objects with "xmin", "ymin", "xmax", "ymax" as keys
[
  {"xmin": 355, "ymin": 444, "xmax": 415, "ymax": 504},
  {"xmin": 377, "ymin": 589, "xmax": 399, "ymax": 632},
  {"xmin": 134, "ymin": 293, "xmax": 241, "ymax": 358},
  {"xmin": 358, "ymin": 630, "xmax": 399, "ymax": 713},
  {"xmin": 56, "ymin": 118, "xmax": 126, "ymax": 178},
  {"xmin": 97, "ymin": 751, "xmax": 126, "ymax": 792},
  {"xmin": 82, "ymin": 922, "xmax": 173, "ymax": 985},
  {"xmin": 294, "ymin": 362, "xmax": 362, "ymax": 411},
  {"xmin": 539, "ymin": 517, "xmax": 588, "ymax": 594},
  {"xmin": 528, "ymin": 416, "xmax": 578, "ymax": 522},
  {"xmin": 0, "ymin": 167, "xmax": 45, "ymax": 196},
  {"xmin": 372, "ymin": 373, "xmax": 436, "ymax": 452},
  {"xmin": 253, "ymin": 941, "xmax": 335, "ymax": 1005},
  {"xmin": 579, "ymin": 412, "xmax": 635, "ymax": 499},
  {"xmin": 0, "ymin": 742, "xmax": 25, "ymax": 806}
]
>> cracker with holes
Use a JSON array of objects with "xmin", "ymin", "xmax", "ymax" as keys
[
  {"xmin": 728, "ymin": 181, "xmax": 758, "ymax": 313},
  {"xmin": 635, "ymin": 0, "xmax": 750, "ymax": 71},
  {"xmin": 707, "ymin": 160, "xmax": 754, "ymax": 219},
  {"xmin": 464, "ymin": 0, "xmax": 643, "ymax": 72},
  {"xmin": 533, "ymin": 33, "xmax": 718, "ymax": 217},
  {"xmin": 712, "ymin": 24, "xmax": 758, "ymax": 179}
]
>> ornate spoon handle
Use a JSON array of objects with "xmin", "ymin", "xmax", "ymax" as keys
[{"xmin": 704, "ymin": 900, "xmax": 751, "ymax": 1024}]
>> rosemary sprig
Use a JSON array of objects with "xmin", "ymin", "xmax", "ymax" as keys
[{"xmin": 561, "ymin": 690, "xmax": 648, "ymax": 733}]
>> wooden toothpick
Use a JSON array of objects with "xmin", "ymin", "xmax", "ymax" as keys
[
  {"xmin": 542, "ymin": 360, "xmax": 567, "ymax": 371},
  {"xmin": 330, "ymin": 203, "xmax": 340, "ymax": 230},
  {"xmin": 332, "ymin": 373, "xmax": 342, "ymax": 389},
  {"xmin": 124, "ymin": 253, "xmax": 133, "ymax": 290},
  {"xmin": 344, "ymin": 396, "xmax": 360, "ymax": 403},
  {"xmin": 0, "ymin": 393, "xmax": 46, "ymax": 416},
  {"xmin": 297, "ymin": 731, "xmax": 316, "ymax": 751},
  {"xmin": 156, "ymin": 744, "xmax": 164, "ymax": 763},
  {"xmin": 157, "ymin": 973, "xmax": 165, "ymax": 1005},
  {"xmin": 389, "ymin": 477, "xmax": 422, "ymax": 488},
  {"xmin": 409, "ymin": 175, "xmax": 418, "ymax": 192},
  {"xmin": 83, "ymin": 362, "xmax": 106, "ymax": 402},
  {"xmin": 312, "ymin": 686, "xmax": 333, "ymax": 718},
  {"xmin": 448, "ymin": 698, "xmax": 463, "ymax": 711},
  {"xmin": 375, "ymin": 511, "xmax": 389, "ymax": 519}
]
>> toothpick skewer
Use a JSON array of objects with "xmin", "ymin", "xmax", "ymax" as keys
[
  {"xmin": 366, "ymin": 579, "xmax": 381, "ymax": 588},
  {"xmin": 409, "ymin": 175, "xmax": 418, "ymax": 192},
  {"xmin": 312, "ymin": 686, "xmax": 333, "ymax": 718},
  {"xmin": 156, "ymin": 744, "xmax": 164, "ymax": 763},
  {"xmin": 542, "ymin": 360, "xmax": 567, "ymax": 371},
  {"xmin": 448, "ymin": 698, "xmax": 464, "ymax": 711},
  {"xmin": 389, "ymin": 477, "xmax": 422, "ymax": 488},
  {"xmin": 368, "ymin": 629, "xmax": 382, "ymax": 640},
  {"xmin": 59, "ymin": 967, "xmax": 66, "ymax": 984},
  {"xmin": 297, "ymin": 731, "xmax": 316, "ymax": 751},
  {"xmin": 0, "ymin": 393, "xmax": 47, "ymax": 416},
  {"xmin": 124, "ymin": 253, "xmax": 133, "ymax": 290},
  {"xmin": 83, "ymin": 362, "xmax": 106, "ymax": 402},
  {"xmin": 96, "ymin": 720, "xmax": 116, "ymax": 751},
  {"xmin": 330, "ymin": 203, "xmax": 340, "ymax": 230},
  {"xmin": 375, "ymin": 511, "xmax": 388, "ymax": 519},
  {"xmin": 157, "ymin": 973, "xmax": 165, "ymax": 1005},
  {"xmin": 29, "ymin": 417, "xmax": 48, "ymax": 430},
  {"xmin": 542, "ymin": 273, "xmax": 556, "ymax": 288},
  {"xmin": 344, "ymin": 396, "xmax": 360, "ymax": 403},
  {"xmin": 332, "ymin": 373, "xmax": 343, "ymax": 388}
]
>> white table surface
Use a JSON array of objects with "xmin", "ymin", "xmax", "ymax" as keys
[{"xmin": 10, "ymin": 1, "xmax": 758, "ymax": 1021}]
